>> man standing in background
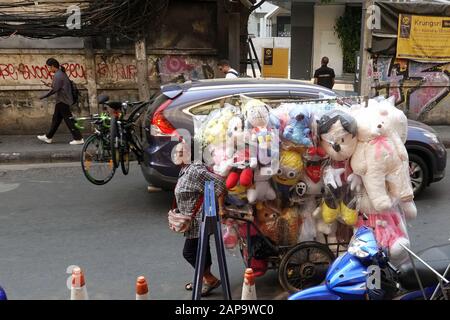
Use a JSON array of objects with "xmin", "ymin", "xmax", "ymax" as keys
[{"xmin": 313, "ymin": 57, "xmax": 335, "ymax": 90}]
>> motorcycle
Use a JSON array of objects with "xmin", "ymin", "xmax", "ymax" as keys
[{"xmin": 289, "ymin": 226, "xmax": 450, "ymax": 300}]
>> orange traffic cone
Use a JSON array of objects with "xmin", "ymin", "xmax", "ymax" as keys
[
  {"xmin": 135, "ymin": 276, "xmax": 149, "ymax": 300},
  {"xmin": 241, "ymin": 268, "xmax": 257, "ymax": 300},
  {"xmin": 70, "ymin": 267, "xmax": 88, "ymax": 300}
]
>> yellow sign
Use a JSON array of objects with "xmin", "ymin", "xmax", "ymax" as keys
[
  {"xmin": 262, "ymin": 48, "xmax": 289, "ymax": 78},
  {"xmin": 397, "ymin": 14, "xmax": 450, "ymax": 61}
]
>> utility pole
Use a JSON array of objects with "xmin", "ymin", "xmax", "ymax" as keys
[
  {"xmin": 84, "ymin": 37, "xmax": 98, "ymax": 114},
  {"xmin": 359, "ymin": 0, "xmax": 374, "ymax": 97},
  {"xmin": 135, "ymin": 35, "xmax": 151, "ymax": 101}
]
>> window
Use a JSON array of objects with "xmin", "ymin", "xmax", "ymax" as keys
[
  {"xmin": 187, "ymin": 91, "xmax": 319, "ymax": 116},
  {"xmin": 277, "ymin": 16, "xmax": 291, "ymax": 37}
]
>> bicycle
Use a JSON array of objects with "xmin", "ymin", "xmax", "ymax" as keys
[
  {"xmin": 76, "ymin": 112, "xmax": 116, "ymax": 185},
  {"xmin": 106, "ymin": 96, "xmax": 150, "ymax": 175}
]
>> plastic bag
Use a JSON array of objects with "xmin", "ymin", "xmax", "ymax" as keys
[
  {"xmin": 357, "ymin": 207, "xmax": 410, "ymax": 265},
  {"xmin": 223, "ymin": 222, "xmax": 238, "ymax": 249},
  {"xmin": 298, "ymin": 209, "xmax": 316, "ymax": 242}
]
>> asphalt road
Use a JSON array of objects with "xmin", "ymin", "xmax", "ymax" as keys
[{"xmin": 0, "ymin": 157, "xmax": 449, "ymax": 300}]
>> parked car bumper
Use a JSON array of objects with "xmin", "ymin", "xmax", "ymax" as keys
[
  {"xmin": 431, "ymin": 143, "xmax": 447, "ymax": 183},
  {"xmin": 141, "ymin": 162, "xmax": 177, "ymax": 190}
]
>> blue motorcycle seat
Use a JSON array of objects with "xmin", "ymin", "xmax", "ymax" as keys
[{"xmin": 398, "ymin": 244, "xmax": 450, "ymax": 291}]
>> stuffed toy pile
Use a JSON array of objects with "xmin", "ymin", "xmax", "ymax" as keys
[{"xmin": 194, "ymin": 95, "xmax": 417, "ymax": 275}]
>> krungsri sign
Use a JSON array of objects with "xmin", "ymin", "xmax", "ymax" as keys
[{"xmin": 397, "ymin": 13, "xmax": 450, "ymax": 62}]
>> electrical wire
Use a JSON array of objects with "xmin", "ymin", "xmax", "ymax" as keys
[{"xmin": 0, "ymin": 0, "xmax": 170, "ymax": 39}]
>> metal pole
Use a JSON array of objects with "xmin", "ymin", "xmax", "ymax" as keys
[
  {"xmin": 406, "ymin": 250, "xmax": 428, "ymax": 300},
  {"xmin": 430, "ymin": 263, "xmax": 450, "ymax": 300},
  {"xmin": 400, "ymin": 243, "xmax": 450, "ymax": 284},
  {"xmin": 248, "ymin": 42, "xmax": 257, "ymax": 78},
  {"xmin": 249, "ymin": 37, "xmax": 262, "ymax": 73}
]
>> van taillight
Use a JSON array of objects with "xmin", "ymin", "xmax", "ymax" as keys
[{"xmin": 151, "ymin": 99, "xmax": 176, "ymax": 136}]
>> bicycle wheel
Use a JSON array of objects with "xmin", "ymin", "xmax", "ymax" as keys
[
  {"xmin": 278, "ymin": 241, "xmax": 335, "ymax": 293},
  {"xmin": 81, "ymin": 134, "xmax": 115, "ymax": 185},
  {"xmin": 110, "ymin": 117, "xmax": 120, "ymax": 169},
  {"xmin": 120, "ymin": 138, "xmax": 130, "ymax": 175}
]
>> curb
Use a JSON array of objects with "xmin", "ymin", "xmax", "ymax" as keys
[{"xmin": 0, "ymin": 150, "xmax": 81, "ymax": 164}]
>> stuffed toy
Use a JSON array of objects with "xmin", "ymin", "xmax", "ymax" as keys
[
  {"xmin": 371, "ymin": 97, "xmax": 417, "ymax": 220},
  {"xmin": 356, "ymin": 186, "xmax": 410, "ymax": 264},
  {"xmin": 244, "ymin": 99, "xmax": 277, "ymax": 169},
  {"xmin": 283, "ymin": 108, "xmax": 313, "ymax": 146},
  {"xmin": 273, "ymin": 149, "xmax": 304, "ymax": 205},
  {"xmin": 255, "ymin": 202, "xmax": 281, "ymax": 243},
  {"xmin": 291, "ymin": 147, "xmax": 328, "ymax": 242},
  {"xmin": 279, "ymin": 206, "xmax": 302, "ymax": 246},
  {"xmin": 227, "ymin": 183, "xmax": 250, "ymax": 207},
  {"xmin": 247, "ymin": 166, "xmax": 277, "ymax": 204},
  {"xmin": 222, "ymin": 114, "xmax": 254, "ymax": 190},
  {"xmin": 226, "ymin": 115, "xmax": 247, "ymax": 159},
  {"xmin": 350, "ymin": 102, "xmax": 415, "ymax": 216},
  {"xmin": 318, "ymin": 109, "xmax": 359, "ymax": 226},
  {"xmin": 225, "ymin": 148, "xmax": 254, "ymax": 190},
  {"xmin": 201, "ymin": 106, "xmax": 235, "ymax": 147},
  {"xmin": 209, "ymin": 143, "xmax": 231, "ymax": 176},
  {"xmin": 370, "ymin": 96, "xmax": 408, "ymax": 143},
  {"xmin": 255, "ymin": 202, "xmax": 301, "ymax": 246}
]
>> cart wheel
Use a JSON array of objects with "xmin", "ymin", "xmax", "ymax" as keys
[{"xmin": 278, "ymin": 241, "xmax": 335, "ymax": 293}]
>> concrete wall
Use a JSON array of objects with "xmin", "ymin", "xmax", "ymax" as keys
[
  {"xmin": 0, "ymin": 50, "xmax": 218, "ymax": 134},
  {"xmin": 312, "ymin": 5, "xmax": 345, "ymax": 78},
  {"xmin": 370, "ymin": 56, "xmax": 450, "ymax": 124},
  {"xmin": 251, "ymin": 37, "xmax": 291, "ymax": 64},
  {"xmin": 0, "ymin": 0, "xmax": 221, "ymax": 135}
]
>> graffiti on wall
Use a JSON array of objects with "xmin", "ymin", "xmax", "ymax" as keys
[
  {"xmin": 96, "ymin": 55, "xmax": 137, "ymax": 83},
  {"xmin": 371, "ymin": 56, "xmax": 450, "ymax": 121},
  {"xmin": 153, "ymin": 55, "xmax": 215, "ymax": 84},
  {"xmin": 0, "ymin": 61, "xmax": 86, "ymax": 83},
  {"xmin": 0, "ymin": 54, "xmax": 216, "ymax": 87}
]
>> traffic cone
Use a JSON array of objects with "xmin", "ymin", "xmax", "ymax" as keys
[
  {"xmin": 70, "ymin": 267, "xmax": 88, "ymax": 300},
  {"xmin": 241, "ymin": 268, "xmax": 257, "ymax": 300},
  {"xmin": 135, "ymin": 276, "xmax": 149, "ymax": 300},
  {"xmin": 0, "ymin": 286, "xmax": 7, "ymax": 300}
]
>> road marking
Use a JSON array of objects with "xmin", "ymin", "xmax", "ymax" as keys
[
  {"xmin": 0, "ymin": 162, "xmax": 80, "ymax": 171},
  {"xmin": 0, "ymin": 182, "xmax": 20, "ymax": 193}
]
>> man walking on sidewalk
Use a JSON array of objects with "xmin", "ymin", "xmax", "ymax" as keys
[
  {"xmin": 37, "ymin": 58, "xmax": 84, "ymax": 145},
  {"xmin": 313, "ymin": 57, "xmax": 335, "ymax": 90}
]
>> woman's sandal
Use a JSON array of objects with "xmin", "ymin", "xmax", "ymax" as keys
[
  {"xmin": 185, "ymin": 282, "xmax": 193, "ymax": 291},
  {"xmin": 201, "ymin": 279, "xmax": 221, "ymax": 297}
]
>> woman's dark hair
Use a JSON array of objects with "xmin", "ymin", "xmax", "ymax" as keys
[{"xmin": 46, "ymin": 58, "xmax": 65, "ymax": 72}]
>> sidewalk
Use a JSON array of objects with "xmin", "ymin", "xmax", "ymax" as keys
[
  {"xmin": 0, "ymin": 134, "xmax": 84, "ymax": 164},
  {"xmin": 1, "ymin": 127, "xmax": 449, "ymax": 164}
]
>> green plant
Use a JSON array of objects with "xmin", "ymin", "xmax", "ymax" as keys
[{"xmin": 334, "ymin": 6, "xmax": 361, "ymax": 73}]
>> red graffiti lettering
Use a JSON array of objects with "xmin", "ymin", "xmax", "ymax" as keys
[
  {"xmin": 0, "ymin": 64, "xmax": 19, "ymax": 80},
  {"xmin": 61, "ymin": 63, "xmax": 86, "ymax": 80},
  {"xmin": 17, "ymin": 64, "xmax": 53, "ymax": 80},
  {"xmin": 96, "ymin": 62, "xmax": 137, "ymax": 81},
  {"xmin": 0, "ymin": 63, "xmax": 86, "ymax": 82}
]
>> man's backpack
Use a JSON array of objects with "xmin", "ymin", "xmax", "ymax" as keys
[
  {"xmin": 70, "ymin": 80, "xmax": 80, "ymax": 105},
  {"xmin": 227, "ymin": 70, "xmax": 239, "ymax": 77}
]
